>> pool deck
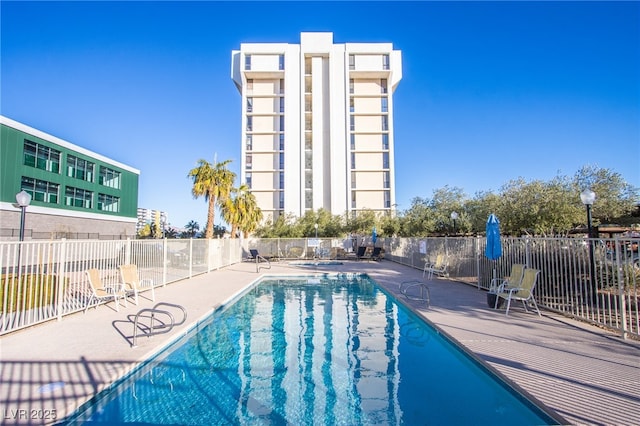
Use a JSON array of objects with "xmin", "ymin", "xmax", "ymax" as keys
[{"xmin": 1, "ymin": 260, "xmax": 638, "ymax": 425}]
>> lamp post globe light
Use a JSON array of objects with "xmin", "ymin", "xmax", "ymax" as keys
[
  {"xmin": 450, "ymin": 211, "xmax": 459, "ymax": 234},
  {"xmin": 16, "ymin": 190, "xmax": 32, "ymax": 241},
  {"xmin": 314, "ymin": 223, "xmax": 318, "ymax": 238},
  {"xmin": 580, "ymin": 189, "xmax": 596, "ymax": 293}
]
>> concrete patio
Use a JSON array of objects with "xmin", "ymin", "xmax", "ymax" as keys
[{"xmin": 1, "ymin": 260, "xmax": 638, "ymax": 425}]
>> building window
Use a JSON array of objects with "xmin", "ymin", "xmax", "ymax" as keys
[
  {"xmin": 350, "ymin": 116, "xmax": 355, "ymax": 131},
  {"xmin": 382, "ymin": 134, "xmax": 389, "ymax": 150},
  {"xmin": 381, "ymin": 97, "xmax": 388, "ymax": 113},
  {"xmin": 383, "ymin": 54, "xmax": 390, "ymax": 70},
  {"xmin": 279, "ymin": 115, "xmax": 285, "ymax": 131},
  {"xmin": 246, "ymin": 135, "xmax": 252, "ymax": 151},
  {"xmin": 305, "ymin": 191, "xmax": 312, "ymax": 209},
  {"xmin": 279, "ymin": 54, "xmax": 284, "ymax": 70},
  {"xmin": 98, "ymin": 193, "xmax": 120, "ymax": 212},
  {"xmin": 383, "ymin": 171, "xmax": 390, "ymax": 189},
  {"xmin": 247, "ymin": 79, "xmax": 253, "ymax": 91},
  {"xmin": 67, "ymin": 155, "xmax": 94, "ymax": 182},
  {"xmin": 23, "ymin": 140, "xmax": 61, "ymax": 173},
  {"xmin": 349, "ymin": 54, "xmax": 355, "ymax": 70},
  {"xmin": 305, "ymin": 170, "xmax": 312, "ymax": 189},
  {"xmin": 279, "ymin": 79, "xmax": 284, "ymax": 94},
  {"xmin": 350, "ymin": 98, "xmax": 354, "ymax": 113},
  {"xmin": 279, "ymin": 192, "xmax": 285, "ymax": 209},
  {"xmin": 65, "ymin": 186, "xmax": 93, "ymax": 208},
  {"xmin": 245, "ymin": 54, "xmax": 251, "ymax": 70},
  {"xmin": 246, "ymin": 172, "xmax": 252, "ymax": 189},
  {"xmin": 246, "ymin": 97, "xmax": 253, "ymax": 113},
  {"xmin": 279, "ymin": 97, "xmax": 284, "ymax": 113},
  {"xmin": 351, "ymin": 153, "xmax": 356, "ymax": 169},
  {"xmin": 384, "ymin": 191, "xmax": 391, "ymax": 208},
  {"xmin": 305, "ymin": 151, "xmax": 312, "ymax": 169},
  {"xmin": 99, "ymin": 166, "xmax": 121, "ymax": 189},
  {"xmin": 305, "ymin": 133, "xmax": 312, "ymax": 150},
  {"xmin": 279, "ymin": 134, "xmax": 285, "ymax": 150},
  {"xmin": 351, "ymin": 172, "xmax": 356, "ymax": 189},
  {"xmin": 351, "ymin": 191, "xmax": 356, "ymax": 209},
  {"xmin": 246, "ymin": 116, "xmax": 253, "ymax": 131},
  {"xmin": 279, "ymin": 171, "xmax": 284, "ymax": 189},
  {"xmin": 305, "ymin": 57, "xmax": 312, "ymax": 74},
  {"xmin": 21, "ymin": 176, "xmax": 59, "ymax": 204},
  {"xmin": 382, "ymin": 116, "xmax": 388, "ymax": 131},
  {"xmin": 279, "ymin": 152, "xmax": 284, "ymax": 169},
  {"xmin": 246, "ymin": 154, "xmax": 252, "ymax": 170},
  {"xmin": 383, "ymin": 152, "xmax": 390, "ymax": 169},
  {"xmin": 381, "ymin": 79, "xmax": 388, "ymax": 94},
  {"xmin": 305, "ymin": 116, "xmax": 312, "ymax": 131},
  {"xmin": 350, "ymin": 134, "xmax": 356, "ymax": 150},
  {"xmin": 349, "ymin": 79, "xmax": 354, "ymax": 94}
]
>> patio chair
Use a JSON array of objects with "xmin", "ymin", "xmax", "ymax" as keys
[
  {"xmin": 489, "ymin": 264, "xmax": 525, "ymax": 294},
  {"xmin": 84, "ymin": 268, "xmax": 125, "ymax": 313},
  {"xmin": 370, "ymin": 247, "xmax": 383, "ymax": 261},
  {"xmin": 495, "ymin": 268, "xmax": 541, "ymax": 316},
  {"xmin": 355, "ymin": 246, "xmax": 367, "ymax": 260},
  {"xmin": 423, "ymin": 254, "xmax": 448, "ymax": 279},
  {"xmin": 119, "ymin": 264, "xmax": 155, "ymax": 305}
]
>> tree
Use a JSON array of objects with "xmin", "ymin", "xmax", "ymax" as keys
[
  {"xmin": 574, "ymin": 165, "xmax": 639, "ymax": 224},
  {"xmin": 222, "ymin": 184, "xmax": 263, "ymax": 238},
  {"xmin": 188, "ymin": 158, "xmax": 236, "ymax": 239},
  {"xmin": 184, "ymin": 220, "xmax": 200, "ymax": 238}
]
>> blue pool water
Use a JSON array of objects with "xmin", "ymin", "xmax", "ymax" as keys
[{"xmin": 63, "ymin": 274, "xmax": 557, "ymax": 425}]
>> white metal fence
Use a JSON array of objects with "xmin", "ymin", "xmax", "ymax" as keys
[
  {"xmin": 244, "ymin": 235, "xmax": 640, "ymax": 339},
  {"xmin": 0, "ymin": 238, "xmax": 242, "ymax": 335},
  {"xmin": 2, "ymin": 236, "xmax": 638, "ymax": 338}
]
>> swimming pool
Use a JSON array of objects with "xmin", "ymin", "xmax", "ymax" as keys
[{"xmin": 62, "ymin": 274, "xmax": 558, "ymax": 425}]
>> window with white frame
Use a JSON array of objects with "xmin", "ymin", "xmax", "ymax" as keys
[
  {"xmin": 21, "ymin": 176, "xmax": 59, "ymax": 204},
  {"xmin": 99, "ymin": 166, "xmax": 121, "ymax": 189},
  {"xmin": 98, "ymin": 193, "xmax": 119, "ymax": 212},
  {"xmin": 23, "ymin": 140, "xmax": 61, "ymax": 173},
  {"xmin": 67, "ymin": 155, "xmax": 95, "ymax": 182},
  {"xmin": 65, "ymin": 186, "xmax": 93, "ymax": 208}
]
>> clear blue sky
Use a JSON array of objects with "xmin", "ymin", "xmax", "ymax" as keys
[{"xmin": 2, "ymin": 1, "xmax": 639, "ymax": 230}]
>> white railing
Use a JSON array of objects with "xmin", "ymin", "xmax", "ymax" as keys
[
  {"xmin": 244, "ymin": 236, "xmax": 639, "ymax": 339},
  {"xmin": 2, "ymin": 236, "xmax": 637, "ymax": 339},
  {"xmin": 0, "ymin": 238, "xmax": 242, "ymax": 335}
]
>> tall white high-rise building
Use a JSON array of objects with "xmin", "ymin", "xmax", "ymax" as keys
[{"xmin": 231, "ymin": 32, "xmax": 402, "ymax": 222}]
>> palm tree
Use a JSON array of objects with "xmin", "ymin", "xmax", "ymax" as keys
[
  {"xmin": 222, "ymin": 184, "xmax": 262, "ymax": 238},
  {"xmin": 188, "ymin": 158, "xmax": 236, "ymax": 239},
  {"xmin": 184, "ymin": 220, "xmax": 200, "ymax": 238}
]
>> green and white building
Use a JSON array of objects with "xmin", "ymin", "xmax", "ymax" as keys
[{"xmin": 0, "ymin": 116, "xmax": 139, "ymax": 240}]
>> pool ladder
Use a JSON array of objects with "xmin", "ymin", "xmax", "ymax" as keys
[
  {"xmin": 132, "ymin": 302, "xmax": 187, "ymax": 348},
  {"xmin": 399, "ymin": 280, "xmax": 431, "ymax": 307},
  {"xmin": 254, "ymin": 254, "xmax": 271, "ymax": 273}
]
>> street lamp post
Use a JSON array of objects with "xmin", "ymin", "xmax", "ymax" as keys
[
  {"xmin": 580, "ymin": 189, "xmax": 596, "ymax": 293},
  {"xmin": 450, "ymin": 211, "xmax": 459, "ymax": 235},
  {"xmin": 314, "ymin": 223, "xmax": 318, "ymax": 238},
  {"xmin": 15, "ymin": 190, "xmax": 31, "ymax": 278},
  {"xmin": 16, "ymin": 190, "xmax": 31, "ymax": 241}
]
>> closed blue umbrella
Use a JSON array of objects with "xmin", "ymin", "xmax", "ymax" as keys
[
  {"xmin": 372, "ymin": 227, "xmax": 378, "ymax": 246},
  {"xmin": 485, "ymin": 214, "xmax": 502, "ymax": 260}
]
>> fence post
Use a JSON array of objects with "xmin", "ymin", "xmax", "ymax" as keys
[
  {"xmin": 189, "ymin": 238, "xmax": 193, "ymax": 278},
  {"xmin": 615, "ymin": 236, "xmax": 629, "ymax": 339},
  {"xmin": 125, "ymin": 238, "xmax": 131, "ymax": 265},
  {"xmin": 476, "ymin": 235, "xmax": 481, "ymax": 289},
  {"xmin": 163, "ymin": 238, "xmax": 168, "ymax": 287},
  {"xmin": 56, "ymin": 239, "xmax": 67, "ymax": 322}
]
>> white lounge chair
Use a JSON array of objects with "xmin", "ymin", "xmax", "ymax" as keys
[
  {"xmin": 423, "ymin": 254, "xmax": 448, "ymax": 279},
  {"xmin": 496, "ymin": 268, "xmax": 542, "ymax": 316},
  {"xmin": 490, "ymin": 264, "xmax": 526, "ymax": 294},
  {"xmin": 84, "ymin": 269, "xmax": 125, "ymax": 313},
  {"xmin": 119, "ymin": 264, "xmax": 155, "ymax": 304}
]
